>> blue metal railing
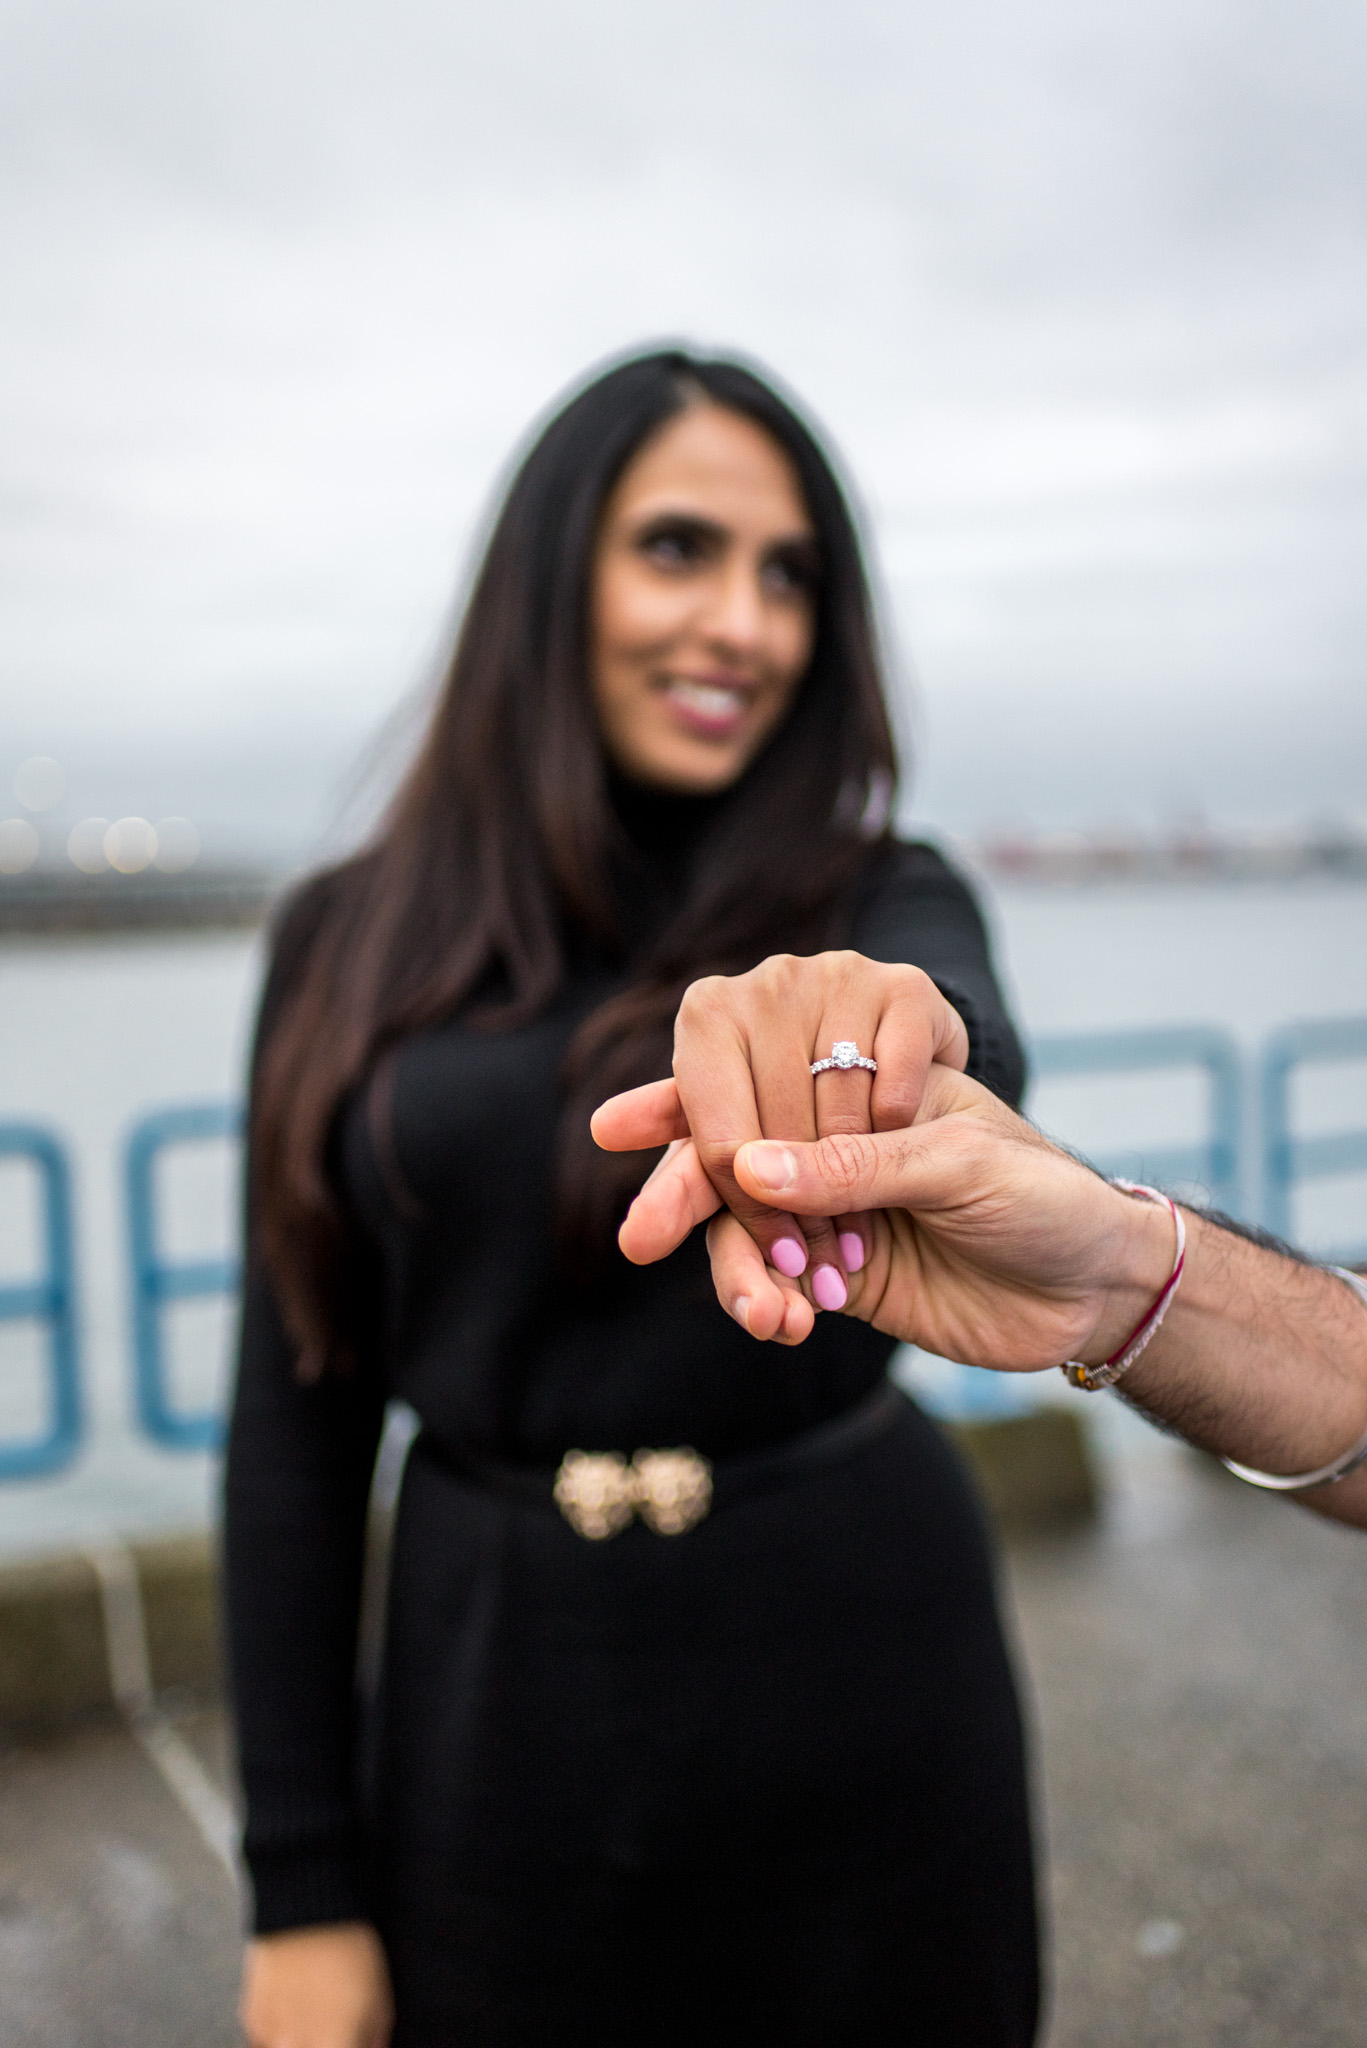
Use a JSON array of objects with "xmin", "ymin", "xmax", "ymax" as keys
[
  {"xmin": 1260, "ymin": 1018, "xmax": 1367, "ymax": 1260},
  {"xmin": 1030, "ymin": 1025, "xmax": 1244, "ymax": 1216},
  {"xmin": 0, "ymin": 1124, "xmax": 83, "ymax": 1479},
  {"xmin": 3, "ymin": 1013, "xmax": 1364, "ymax": 1474},
  {"xmin": 125, "ymin": 1103, "xmax": 243, "ymax": 1452}
]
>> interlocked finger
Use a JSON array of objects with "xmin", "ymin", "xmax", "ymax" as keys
[
  {"xmin": 747, "ymin": 1008, "xmax": 852, "ymax": 1309},
  {"xmin": 809, "ymin": 1014, "xmax": 881, "ymax": 1284},
  {"xmin": 705, "ymin": 1211, "xmax": 815, "ymax": 1345},
  {"xmin": 670, "ymin": 977, "xmax": 816, "ymax": 1282}
]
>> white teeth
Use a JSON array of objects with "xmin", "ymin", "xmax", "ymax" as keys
[{"xmin": 665, "ymin": 678, "xmax": 748, "ymax": 718}]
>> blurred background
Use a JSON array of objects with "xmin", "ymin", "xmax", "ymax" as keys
[{"xmin": 2, "ymin": 2, "xmax": 1367, "ymax": 2042}]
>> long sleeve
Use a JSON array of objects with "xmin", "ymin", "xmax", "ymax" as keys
[
  {"xmin": 222, "ymin": 877, "xmax": 388, "ymax": 1933},
  {"xmin": 852, "ymin": 841, "xmax": 1026, "ymax": 1108}
]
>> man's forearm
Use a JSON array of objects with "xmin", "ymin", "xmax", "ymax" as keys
[{"xmin": 1119, "ymin": 1213, "xmax": 1367, "ymax": 1528}]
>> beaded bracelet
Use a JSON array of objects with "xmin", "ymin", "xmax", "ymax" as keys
[{"xmin": 1062, "ymin": 1181, "xmax": 1186, "ymax": 1393}]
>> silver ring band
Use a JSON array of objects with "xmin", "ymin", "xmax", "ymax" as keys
[{"xmin": 810, "ymin": 1040, "xmax": 878, "ymax": 1076}]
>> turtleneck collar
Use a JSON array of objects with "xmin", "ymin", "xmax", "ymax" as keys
[
  {"xmin": 607, "ymin": 770, "xmax": 734, "ymax": 874},
  {"xmin": 598, "ymin": 770, "xmax": 739, "ymax": 959}
]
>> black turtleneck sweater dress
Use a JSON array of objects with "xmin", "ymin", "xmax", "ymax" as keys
[{"xmin": 224, "ymin": 802, "xmax": 1040, "ymax": 2048}]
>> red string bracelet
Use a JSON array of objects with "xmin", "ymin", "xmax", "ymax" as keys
[{"xmin": 1062, "ymin": 1181, "xmax": 1187, "ymax": 1393}]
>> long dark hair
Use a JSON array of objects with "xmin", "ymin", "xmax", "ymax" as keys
[{"xmin": 254, "ymin": 347, "xmax": 899, "ymax": 1376}]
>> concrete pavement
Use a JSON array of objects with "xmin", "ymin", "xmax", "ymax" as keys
[
  {"xmin": 1011, "ymin": 1446, "xmax": 1367, "ymax": 2047},
  {"xmin": 0, "ymin": 1707, "xmax": 240, "ymax": 2048},
  {"xmin": 2, "ymin": 1442, "xmax": 1365, "ymax": 2044}
]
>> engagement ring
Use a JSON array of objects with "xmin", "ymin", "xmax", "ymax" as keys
[{"xmin": 810, "ymin": 1040, "xmax": 878, "ymax": 1076}]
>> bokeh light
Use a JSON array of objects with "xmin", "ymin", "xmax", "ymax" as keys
[
  {"xmin": 104, "ymin": 817, "xmax": 158, "ymax": 874},
  {"xmin": 152, "ymin": 817, "xmax": 200, "ymax": 873},
  {"xmin": 67, "ymin": 818, "xmax": 110, "ymax": 873},
  {"xmin": 13, "ymin": 756, "xmax": 64, "ymax": 812},
  {"xmin": 0, "ymin": 818, "xmax": 40, "ymax": 874}
]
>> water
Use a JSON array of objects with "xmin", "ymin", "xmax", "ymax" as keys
[
  {"xmin": 0, "ymin": 930, "xmax": 263, "ymax": 1554},
  {"xmin": 2, "ymin": 875, "xmax": 1366, "ymax": 1557},
  {"xmin": 996, "ymin": 874, "xmax": 1367, "ymax": 1251}
]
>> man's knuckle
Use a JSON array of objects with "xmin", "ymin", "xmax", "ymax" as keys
[
  {"xmin": 883, "ymin": 1131, "xmax": 920, "ymax": 1175},
  {"xmin": 819, "ymin": 1131, "xmax": 873, "ymax": 1193}
]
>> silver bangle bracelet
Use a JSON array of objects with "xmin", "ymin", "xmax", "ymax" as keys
[{"xmin": 1222, "ymin": 1268, "xmax": 1367, "ymax": 1492}]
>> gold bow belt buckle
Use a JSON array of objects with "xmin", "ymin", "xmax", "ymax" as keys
[{"xmin": 553, "ymin": 1447, "xmax": 713, "ymax": 1540}]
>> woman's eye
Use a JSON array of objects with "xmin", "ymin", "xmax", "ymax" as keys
[
  {"xmin": 763, "ymin": 551, "xmax": 818, "ymax": 597},
  {"xmin": 639, "ymin": 524, "xmax": 708, "ymax": 568}
]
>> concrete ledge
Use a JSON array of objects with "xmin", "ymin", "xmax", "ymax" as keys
[
  {"xmin": 0, "ymin": 1534, "xmax": 220, "ymax": 1737},
  {"xmin": 0, "ymin": 1551, "xmax": 108, "ymax": 1732},
  {"xmin": 949, "ymin": 1408, "xmax": 1099, "ymax": 1533},
  {"xmin": 132, "ymin": 1533, "xmax": 223, "ymax": 1696},
  {"xmin": 0, "ymin": 1417, "xmax": 1093, "ymax": 1732}
]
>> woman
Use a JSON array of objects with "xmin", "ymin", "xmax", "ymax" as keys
[{"xmin": 229, "ymin": 348, "xmax": 1038, "ymax": 2048}]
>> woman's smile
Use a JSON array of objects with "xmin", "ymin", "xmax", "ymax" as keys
[{"xmin": 654, "ymin": 669, "xmax": 761, "ymax": 739}]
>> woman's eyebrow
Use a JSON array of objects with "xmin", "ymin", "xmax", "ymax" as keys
[
  {"xmin": 629, "ymin": 510, "xmax": 819, "ymax": 560},
  {"xmin": 632, "ymin": 510, "xmax": 730, "ymax": 541}
]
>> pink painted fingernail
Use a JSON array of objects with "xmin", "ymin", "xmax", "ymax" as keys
[
  {"xmin": 745, "ymin": 1143, "xmax": 797, "ymax": 1192},
  {"xmin": 770, "ymin": 1236, "xmax": 807, "ymax": 1278},
  {"xmin": 839, "ymin": 1232, "xmax": 866, "ymax": 1273},
  {"xmin": 812, "ymin": 1265, "xmax": 848, "ymax": 1312},
  {"xmin": 733, "ymin": 1296, "xmax": 752, "ymax": 1332}
]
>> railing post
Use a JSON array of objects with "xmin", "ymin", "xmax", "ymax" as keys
[
  {"xmin": 1259, "ymin": 1019, "xmax": 1367, "ymax": 1260},
  {"xmin": 0, "ymin": 1124, "xmax": 83, "ymax": 1480},
  {"xmin": 1260, "ymin": 1034, "xmax": 1295, "ymax": 1243},
  {"xmin": 124, "ymin": 1104, "xmax": 243, "ymax": 1452},
  {"xmin": 1207, "ymin": 1031, "xmax": 1245, "ymax": 1220}
]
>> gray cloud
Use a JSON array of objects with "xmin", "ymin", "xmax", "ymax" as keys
[{"xmin": 2, "ymin": 0, "xmax": 1365, "ymax": 850}]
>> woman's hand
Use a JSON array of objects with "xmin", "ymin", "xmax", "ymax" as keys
[
  {"xmin": 706, "ymin": 1063, "xmax": 1176, "ymax": 1369},
  {"xmin": 591, "ymin": 951, "xmax": 969, "ymax": 1341},
  {"xmin": 240, "ymin": 1924, "xmax": 395, "ymax": 2048}
]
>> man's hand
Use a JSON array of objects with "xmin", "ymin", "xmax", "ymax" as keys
[
  {"xmin": 595, "ymin": 1061, "xmax": 1175, "ymax": 1365},
  {"xmin": 597, "ymin": 1022, "xmax": 1367, "ymax": 1532},
  {"xmin": 707, "ymin": 1064, "xmax": 1177, "ymax": 1365}
]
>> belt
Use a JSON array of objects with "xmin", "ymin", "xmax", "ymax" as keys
[{"xmin": 420, "ymin": 1379, "xmax": 907, "ymax": 1542}]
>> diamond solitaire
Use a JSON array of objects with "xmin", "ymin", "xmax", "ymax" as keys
[{"xmin": 810, "ymin": 1041, "xmax": 878, "ymax": 1076}]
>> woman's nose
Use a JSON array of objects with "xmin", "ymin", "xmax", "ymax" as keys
[{"xmin": 702, "ymin": 557, "xmax": 766, "ymax": 654}]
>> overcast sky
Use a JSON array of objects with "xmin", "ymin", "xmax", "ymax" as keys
[{"xmin": 3, "ymin": 0, "xmax": 1366, "ymax": 859}]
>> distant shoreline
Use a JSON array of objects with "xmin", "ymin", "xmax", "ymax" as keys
[
  {"xmin": 968, "ymin": 830, "xmax": 1367, "ymax": 887},
  {"xmin": 3, "ymin": 840, "xmax": 1366, "ymax": 935},
  {"xmin": 0, "ymin": 867, "xmax": 281, "ymax": 934}
]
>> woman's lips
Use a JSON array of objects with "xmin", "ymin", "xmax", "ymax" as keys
[{"xmin": 657, "ymin": 674, "xmax": 756, "ymax": 738}]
